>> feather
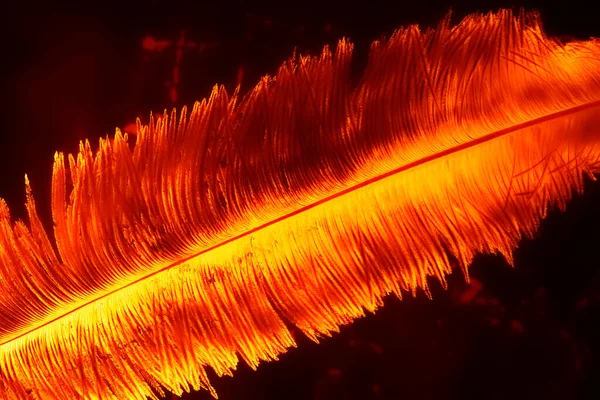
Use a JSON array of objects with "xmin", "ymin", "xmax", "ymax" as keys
[{"xmin": 1, "ymin": 8, "xmax": 600, "ymax": 399}]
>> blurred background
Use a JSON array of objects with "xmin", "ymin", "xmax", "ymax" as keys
[{"xmin": 0, "ymin": 1, "xmax": 598, "ymax": 399}]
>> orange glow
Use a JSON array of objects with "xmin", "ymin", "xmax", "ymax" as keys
[{"xmin": 1, "ymin": 9, "xmax": 600, "ymax": 399}]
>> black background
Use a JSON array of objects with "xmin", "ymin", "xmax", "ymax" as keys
[{"xmin": 0, "ymin": 1, "xmax": 598, "ymax": 399}]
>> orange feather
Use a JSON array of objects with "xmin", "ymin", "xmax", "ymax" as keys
[{"xmin": 1, "ymin": 9, "xmax": 600, "ymax": 399}]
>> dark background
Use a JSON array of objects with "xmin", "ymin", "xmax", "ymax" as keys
[{"xmin": 0, "ymin": 1, "xmax": 598, "ymax": 399}]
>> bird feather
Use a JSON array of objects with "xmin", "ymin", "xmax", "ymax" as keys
[{"xmin": 1, "ymin": 9, "xmax": 600, "ymax": 399}]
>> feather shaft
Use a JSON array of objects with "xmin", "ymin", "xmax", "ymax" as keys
[{"xmin": 4, "ymin": 96, "xmax": 600, "ymax": 348}]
